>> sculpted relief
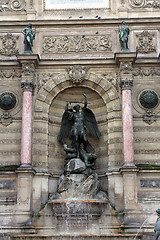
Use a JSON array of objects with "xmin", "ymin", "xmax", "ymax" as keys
[{"xmin": 42, "ymin": 35, "xmax": 112, "ymax": 53}]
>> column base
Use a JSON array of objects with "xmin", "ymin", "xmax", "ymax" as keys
[
  {"xmin": 18, "ymin": 163, "xmax": 33, "ymax": 170},
  {"xmin": 121, "ymin": 162, "xmax": 137, "ymax": 169}
]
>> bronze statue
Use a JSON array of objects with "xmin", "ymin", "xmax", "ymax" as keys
[
  {"xmin": 22, "ymin": 23, "xmax": 35, "ymax": 53},
  {"xmin": 58, "ymin": 93, "xmax": 101, "ymax": 168},
  {"xmin": 154, "ymin": 209, "xmax": 160, "ymax": 240},
  {"xmin": 119, "ymin": 21, "xmax": 130, "ymax": 52}
]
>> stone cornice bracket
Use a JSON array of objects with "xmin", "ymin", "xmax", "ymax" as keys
[{"xmin": 17, "ymin": 54, "xmax": 40, "ymax": 93}]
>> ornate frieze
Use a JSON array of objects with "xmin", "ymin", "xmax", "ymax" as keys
[
  {"xmin": 68, "ymin": 65, "xmax": 88, "ymax": 84},
  {"xmin": 133, "ymin": 67, "xmax": 160, "ymax": 76},
  {"xmin": 0, "ymin": 70, "xmax": 21, "ymax": 79},
  {"xmin": 136, "ymin": 31, "xmax": 156, "ymax": 53},
  {"xmin": 0, "ymin": 33, "xmax": 19, "ymax": 56},
  {"xmin": 0, "ymin": 0, "xmax": 26, "ymax": 11},
  {"xmin": 129, "ymin": 0, "xmax": 160, "ymax": 8},
  {"xmin": 42, "ymin": 35, "xmax": 112, "ymax": 53}
]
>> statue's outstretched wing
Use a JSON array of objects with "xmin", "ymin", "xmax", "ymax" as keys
[
  {"xmin": 83, "ymin": 107, "xmax": 101, "ymax": 138},
  {"xmin": 58, "ymin": 110, "xmax": 74, "ymax": 144}
]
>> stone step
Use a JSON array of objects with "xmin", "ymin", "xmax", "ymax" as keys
[{"xmin": 11, "ymin": 234, "xmax": 142, "ymax": 240}]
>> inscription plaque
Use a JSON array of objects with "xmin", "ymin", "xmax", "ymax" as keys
[
  {"xmin": 0, "ymin": 180, "xmax": 15, "ymax": 190},
  {"xmin": 140, "ymin": 179, "xmax": 160, "ymax": 188}
]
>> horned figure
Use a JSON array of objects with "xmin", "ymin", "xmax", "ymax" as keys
[
  {"xmin": 58, "ymin": 93, "xmax": 101, "ymax": 168},
  {"xmin": 154, "ymin": 209, "xmax": 160, "ymax": 240}
]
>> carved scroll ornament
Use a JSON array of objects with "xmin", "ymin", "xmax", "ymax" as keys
[
  {"xmin": 42, "ymin": 35, "xmax": 112, "ymax": 53},
  {"xmin": 129, "ymin": 0, "xmax": 160, "ymax": 8},
  {"xmin": 0, "ymin": 0, "xmax": 26, "ymax": 11}
]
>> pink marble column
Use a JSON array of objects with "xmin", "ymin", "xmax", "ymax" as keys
[
  {"xmin": 21, "ymin": 83, "xmax": 33, "ymax": 166},
  {"xmin": 121, "ymin": 79, "xmax": 135, "ymax": 166}
]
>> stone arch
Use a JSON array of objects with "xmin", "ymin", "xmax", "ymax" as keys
[{"xmin": 33, "ymin": 72, "xmax": 122, "ymax": 172}]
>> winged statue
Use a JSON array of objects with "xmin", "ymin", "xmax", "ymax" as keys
[{"xmin": 58, "ymin": 93, "xmax": 101, "ymax": 168}]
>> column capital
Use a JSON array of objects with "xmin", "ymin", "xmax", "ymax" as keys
[
  {"xmin": 21, "ymin": 81, "xmax": 35, "ymax": 92},
  {"xmin": 120, "ymin": 77, "xmax": 133, "ymax": 90}
]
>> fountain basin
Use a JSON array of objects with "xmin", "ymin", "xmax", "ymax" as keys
[{"xmin": 48, "ymin": 199, "xmax": 107, "ymax": 219}]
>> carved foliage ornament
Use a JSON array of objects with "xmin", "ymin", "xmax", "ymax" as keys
[
  {"xmin": 0, "ymin": 0, "xmax": 26, "ymax": 11},
  {"xmin": 68, "ymin": 65, "xmax": 88, "ymax": 84},
  {"xmin": 129, "ymin": 0, "xmax": 160, "ymax": 8},
  {"xmin": 136, "ymin": 31, "xmax": 156, "ymax": 54},
  {"xmin": 120, "ymin": 61, "xmax": 133, "ymax": 73},
  {"xmin": 42, "ymin": 35, "xmax": 112, "ymax": 54},
  {"xmin": 0, "ymin": 33, "xmax": 19, "ymax": 56},
  {"xmin": 22, "ymin": 63, "xmax": 35, "ymax": 76},
  {"xmin": 133, "ymin": 67, "xmax": 160, "ymax": 76}
]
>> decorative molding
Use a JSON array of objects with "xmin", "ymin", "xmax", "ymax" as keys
[
  {"xmin": 0, "ymin": 112, "xmax": 12, "ymax": 126},
  {"xmin": 136, "ymin": 31, "xmax": 156, "ymax": 53},
  {"xmin": 0, "ymin": 0, "xmax": 26, "ymax": 12},
  {"xmin": 129, "ymin": 0, "xmax": 160, "ymax": 8},
  {"xmin": 0, "ymin": 70, "xmax": 21, "ymax": 80},
  {"xmin": 143, "ymin": 110, "xmax": 157, "ymax": 125},
  {"xmin": 67, "ymin": 65, "xmax": 88, "ymax": 84},
  {"xmin": 42, "ymin": 35, "xmax": 112, "ymax": 53},
  {"xmin": 0, "ymin": 33, "xmax": 19, "ymax": 56},
  {"xmin": 135, "ymin": 149, "xmax": 160, "ymax": 154},
  {"xmin": 133, "ymin": 67, "xmax": 160, "ymax": 76},
  {"xmin": 120, "ymin": 77, "xmax": 133, "ymax": 90},
  {"xmin": 120, "ymin": 61, "xmax": 133, "ymax": 73}
]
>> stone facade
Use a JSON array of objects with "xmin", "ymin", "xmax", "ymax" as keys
[{"xmin": 0, "ymin": 1, "xmax": 160, "ymax": 239}]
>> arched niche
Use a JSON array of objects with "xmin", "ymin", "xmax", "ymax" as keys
[{"xmin": 48, "ymin": 86, "xmax": 108, "ymax": 175}]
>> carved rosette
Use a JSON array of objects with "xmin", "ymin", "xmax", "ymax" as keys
[
  {"xmin": 68, "ymin": 65, "xmax": 88, "ymax": 84},
  {"xmin": 120, "ymin": 78, "xmax": 133, "ymax": 90},
  {"xmin": 0, "ymin": 33, "xmax": 19, "ymax": 56},
  {"xmin": 0, "ymin": 0, "xmax": 26, "ymax": 11},
  {"xmin": 136, "ymin": 31, "xmax": 156, "ymax": 54},
  {"xmin": 42, "ymin": 35, "xmax": 112, "ymax": 53},
  {"xmin": 120, "ymin": 61, "xmax": 133, "ymax": 73},
  {"xmin": 129, "ymin": 0, "xmax": 160, "ymax": 8}
]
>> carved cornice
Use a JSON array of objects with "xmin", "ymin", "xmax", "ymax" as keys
[
  {"xmin": 129, "ymin": 0, "xmax": 160, "ymax": 8},
  {"xmin": 120, "ymin": 77, "xmax": 133, "ymax": 90},
  {"xmin": 0, "ymin": 0, "xmax": 26, "ymax": 12},
  {"xmin": 136, "ymin": 31, "xmax": 156, "ymax": 54},
  {"xmin": 42, "ymin": 35, "xmax": 112, "ymax": 53}
]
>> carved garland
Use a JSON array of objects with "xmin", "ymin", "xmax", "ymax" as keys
[{"xmin": 129, "ymin": 0, "xmax": 160, "ymax": 8}]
